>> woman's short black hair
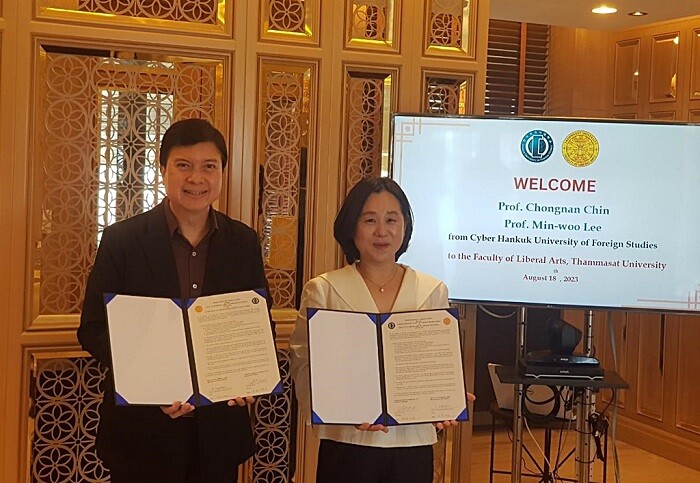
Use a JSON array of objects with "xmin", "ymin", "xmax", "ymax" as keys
[
  {"xmin": 159, "ymin": 118, "xmax": 228, "ymax": 169},
  {"xmin": 334, "ymin": 177, "xmax": 414, "ymax": 264}
]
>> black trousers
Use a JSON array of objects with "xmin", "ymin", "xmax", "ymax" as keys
[
  {"xmin": 316, "ymin": 440, "xmax": 433, "ymax": 483},
  {"xmin": 109, "ymin": 462, "xmax": 239, "ymax": 483},
  {"xmin": 107, "ymin": 418, "xmax": 238, "ymax": 483}
]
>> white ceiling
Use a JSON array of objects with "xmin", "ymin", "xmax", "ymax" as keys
[{"xmin": 490, "ymin": 0, "xmax": 700, "ymax": 31}]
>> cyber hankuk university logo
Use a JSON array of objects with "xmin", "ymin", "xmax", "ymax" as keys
[
  {"xmin": 562, "ymin": 130, "xmax": 599, "ymax": 167},
  {"xmin": 520, "ymin": 130, "xmax": 554, "ymax": 163}
]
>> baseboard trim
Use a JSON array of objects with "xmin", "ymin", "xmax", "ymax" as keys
[{"xmin": 615, "ymin": 416, "xmax": 700, "ymax": 472}]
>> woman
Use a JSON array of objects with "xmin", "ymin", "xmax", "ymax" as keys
[{"xmin": 289, "ymin": 177, "xmax": 475, "ymax": 483}]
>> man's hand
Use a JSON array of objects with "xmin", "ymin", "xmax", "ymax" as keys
[
  {"xmin": 227, "ymin": 396, "xmax": 255, "ymax": 407},
  {"xmin": 161, "ymin": 401, "xmax": 195, "ymax": 419}
]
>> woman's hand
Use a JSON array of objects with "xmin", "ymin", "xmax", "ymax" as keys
[
  {"xmin": 355, "ymin": 422, "xmax": 389, "ymax": 433},
  {"xmin": 227, "ymin": 396, "xmax": 255, "ymax": 407},
  {"xmin": 434, "ymin": 420, "xmax": 459, "ymax": 430},
  {"xmin": 434, "ymin": 392, "xmax": 476, "ymax": 430}
]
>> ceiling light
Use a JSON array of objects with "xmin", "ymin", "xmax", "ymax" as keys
[
  {"xmin": 628, "ymin": 11, "xmax": 648, "ymax": 16},
  {"xmin": 592, "ymin": 6, "xmax": 618, "ymax": 14}
]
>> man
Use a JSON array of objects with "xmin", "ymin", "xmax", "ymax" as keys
[{"xmin": 78, "ymin": 118, "xmax": 271, "ymax": 483}]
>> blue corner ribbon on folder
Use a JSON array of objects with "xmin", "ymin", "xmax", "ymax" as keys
[
  {"xmin": 456, "ymin": 407, "xmax": 469, "ymax": 421},
  {"xmin": 384, "ymin": 414, "xmax": 400, "ymax": 426}
]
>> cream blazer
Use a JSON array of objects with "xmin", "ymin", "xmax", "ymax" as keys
[{"xmin": 289, "ymin": 263, "xmax": 449, "ymax": 447}]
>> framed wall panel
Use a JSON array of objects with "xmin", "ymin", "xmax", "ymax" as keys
[
  {"xmin": 691, "ymin": 28, "xmax": 700, "ymax": 100},
  {"xmin": 648, "ymin": 110, "xmax": 677, "ymax": 121},
  {"xmin": 649, "ymin": 32, "xmax": 680, "ymax": 103},
  {"xmin": 36, "ymin": 0, "xmax": 232, "ymax": 36},
  {"xmin": 613, "ymin": 38, "xmax": 641, "ymax": 106},
  {"xmin": 613, "ymin": 112, "xmax": 638, "ymax": 120},
  {"xmin": 345, "ymin": 0, "xmax": 401, "ymax": 52},
  {"xmin": 675, "ymin": 319, "xmax": 700, "ymax": 436},
  {"xmin": 255, "ymin": 58, "xmax": 316, "ymax": 309},
  {"xmin": 29, "ymin": 352, "xmax": 108, "ymax": 483},
  {"xmin": 341, "ymin": 66, "xmax": 397, "ymax": 192},
  {"xmin": 422, "ymin": 70, "xmax": 474, "ymax": 114},
  {"xmin": 260, "ymin": 0, "xmax": 320, "ymax": 46},
  {"xmin": 28, "ymin": 43, "xmax": 225, "ymax": 331},
  {"xmin": 424, "ymin": 0, "xmax": 477, "ymax": 60}
]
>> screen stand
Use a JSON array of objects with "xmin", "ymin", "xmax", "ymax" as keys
[
  {"xmin": 510, "ymin": 308, "xmax": 598, "ymax": 483},
  {"xmin": 575, "ymin": 310, "xmax": 595, "ymax": 482},
  {"xmin": 510, "ymin": 306, "xmax": 527, "ymax": 483}
]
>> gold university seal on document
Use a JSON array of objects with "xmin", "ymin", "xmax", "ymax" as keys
[{"xmin": 562, "ymin": 130, "xmax": 599, "ymax": 167}]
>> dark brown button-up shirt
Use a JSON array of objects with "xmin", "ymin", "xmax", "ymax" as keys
[{"xmin": 164, "ymin": 199, "xmax": 218, "ymax": 301}]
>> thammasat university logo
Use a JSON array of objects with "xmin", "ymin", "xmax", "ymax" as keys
[
  {"xmin": 562, "ymin": 130, "xmax": 599, "ymax": 167},
  {"xmin": 521, "ymin": 130, "xmax": 554, "ymax": 163}
]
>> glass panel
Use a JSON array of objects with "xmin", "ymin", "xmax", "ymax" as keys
[
  {"xmin": 650, "ymin": 33, "xmax": 680, "ymax": 102},
  {"xmin": 350, "ymin": 2, "xmax": 387, "ymax": 41},
  {"xmin": 251, "ymin": 349, "xmax": 294, "ymax": 481},
  {"xmin": 33, "ymin": 46, "xmax": 223, "ymax": 319},
  {"xmin": 347, "ymin": 0, "xmax": 397, "ymax": 50},
  {"xmin": 426, "ymin": 0, "xmax": 474, "ymax": 58},
  {"xmin": 38, "ymin": 0, "xmax": 227, "ymax": 29},
  {"xmin": 424, "ymin": 75, "xmax": 473, "ymax": 114},
  {"xmin": 613, "ymin": 39, "xmax": 640, "ymax": 106},
  {"xmin": 258, "ymin": 62, "xmax": 313, "ymax": 309},
  {"xmin": 268, "ymin": 0, "xmax": 305, "ymax": 32},
  {"xmin": 29, "ymin": 349, "xmax": 296, "ymax": 482},
  {"xmin": 96, "ymin": 89, "xmax": 172, "ymax": 243},
  {"xmin": 31, "ymin": 354, "xmax": 109, "ymax": 482},
  {"xmin": 262, "ymin": 0, "xmax": 317, "ymax": 42},
  {"xmin": 344, "ymin": 72, "xmax": 393, "ymax": 189}
]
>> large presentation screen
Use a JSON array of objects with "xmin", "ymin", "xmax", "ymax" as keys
[{"xmin": 391, "ymin": 114, "xmax": 700, "ymax": 313}]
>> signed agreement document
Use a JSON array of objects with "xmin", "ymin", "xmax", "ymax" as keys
[
  {"xmin": 307, "ymin": 308, "xmax": 468, "ymax": 426},
  {"xmin": 105, "ymin": 290, "xmax": 280, "ymax": 406}
]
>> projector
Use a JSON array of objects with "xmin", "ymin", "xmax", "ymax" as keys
[
  {"xmin": 519, "ymin": 350, "xmax": 604, "ymax": 380},
  {"xmin": 524, "ymin": 349, "xmax": 600, "ymax": 366}
]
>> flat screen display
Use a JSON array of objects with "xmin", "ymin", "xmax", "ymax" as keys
[{"xmin": 391, "ymin": 114, "xmax": 700, "ymax": 313}]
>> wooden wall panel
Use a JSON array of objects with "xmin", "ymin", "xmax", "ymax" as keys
[
  {"xmin": 675, "ymin": 318, "xmax": 700, "ymax": 436},
  {"xmin": 690, "ymin": 28, "xmax": 700, "ymax": 100},
  {"xmin": 649, "ymin": 32, "xmax": 680, "ymax": 103},
  {"xmin": 548, "ymin": 26, "xmax": 612, "ymax": 118},
  {"xmin": 614, "ymin": 38, "xmax": 641, "ymax": 106},
  {"xmin": 636, "ymin": 314, "xmax": 665, "ymax": 422}
]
